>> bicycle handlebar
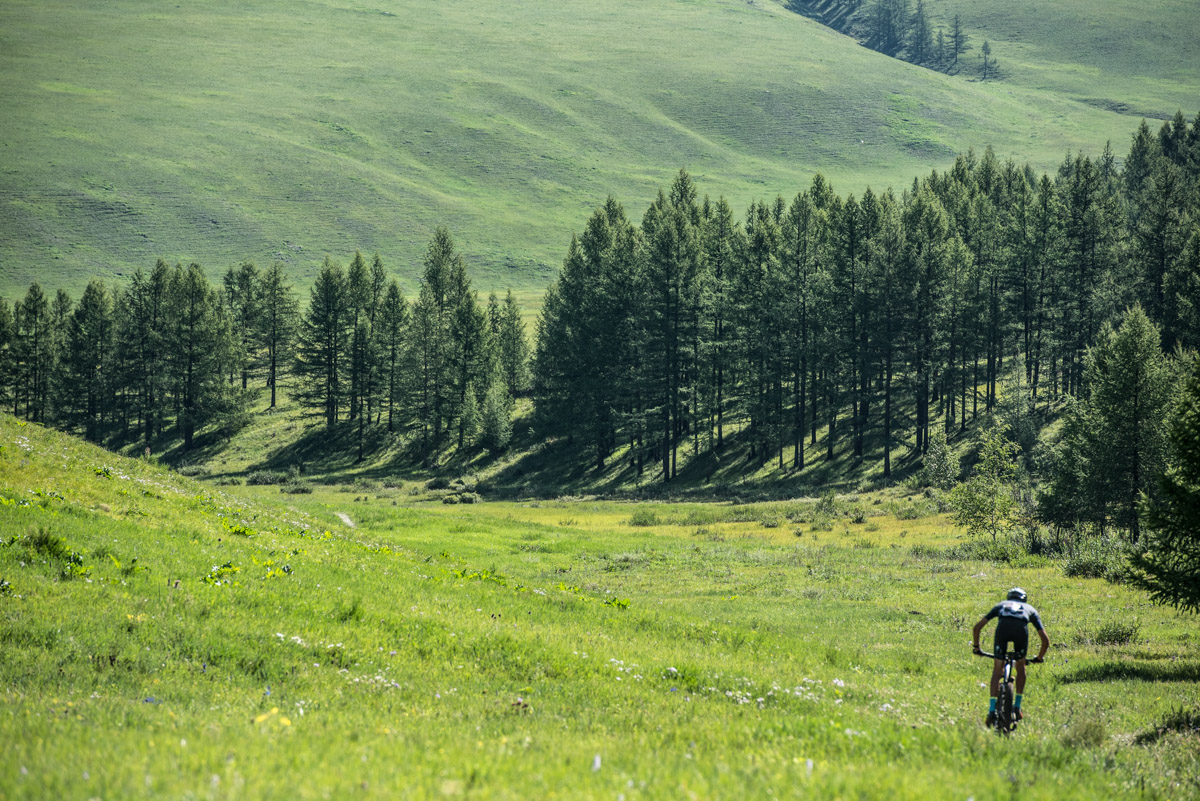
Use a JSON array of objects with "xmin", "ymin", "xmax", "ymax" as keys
[{"xmin": 974, "ymin": 649, "xmax": 1043, "ymax": 663}]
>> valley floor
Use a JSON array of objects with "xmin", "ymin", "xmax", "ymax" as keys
[{"xmin": 1, "ymin": 415, "xmax": 1197, "ymax": 799}]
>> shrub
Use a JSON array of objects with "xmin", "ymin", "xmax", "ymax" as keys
[
  {"xmin": 177, "ymin": 464, "xmax": 209, "ymax": 477},
  {"xmin": 815, "ymin": 490, "xmax": 838, "ymax": 517},
  {"xmin": 628, "ymin": 508, "xmax": 658, "ymax": 527},
  {"xmin": 459, "ymin": 492, "xmax": 481, "ymax": 504},
  {"xmin": 247, "ymin": 470, "xmax": 286, "ymax": 486},
  {"xmin": 1093, "ymin": 621, "xmax": 1140, "ymax": 646},
  {"xmin": 442, "ymin": 494, "xmax": 460, "ymax": 505},
  {"xmin": 1063, "ymin": 537, "xmax": 1130, "ymax": 582},
  {"xmin": 425, "ymin": 476, "xmax": 451, "ymax": 490},
  {"xmin": 280, "ymin": 481, "xmax": 313, "ymax": 494}
]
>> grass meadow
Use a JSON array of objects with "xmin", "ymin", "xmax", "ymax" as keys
[
  {"xmin": 4, "ymin": 0, "xmax": 1195, "ymax": 297},
  {"xmin": 2, "ymin": 414, "xmax": 1198, "ymax": 800}
]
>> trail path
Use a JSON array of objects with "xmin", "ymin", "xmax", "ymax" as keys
[{"xmin": 335, "ymin": 512, "xmax": 355, "ymax": 528}]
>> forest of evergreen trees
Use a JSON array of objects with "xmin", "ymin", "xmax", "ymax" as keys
[
  {"xmin": 1, "ymin": 112, "xmax": 1198, "ymax": 543},
  {"xmin": 534, "ymin": 111, "xmax": 1200, "ymax": 536},
  {"xmin": 0, "ymin": 233, "xmax": 529, "ymax": 465}
]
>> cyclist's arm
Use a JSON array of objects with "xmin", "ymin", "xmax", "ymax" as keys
[
  {"xmin": 1033, "ymin": 627, "xmax": 1050, "ymax": 661},
  {"xmin": 972, "ymin": 617, "xmax": 989, "ymax": 652}
]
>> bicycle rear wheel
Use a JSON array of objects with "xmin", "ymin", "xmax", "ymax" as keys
[{"xmin": 996, "ymin": 683, "xmax": 1014, "ymax": 734}]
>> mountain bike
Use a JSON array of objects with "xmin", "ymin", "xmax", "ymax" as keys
[{"xmin": 977, "ymin": 650, "xmax": 1041, "ymax": 735}]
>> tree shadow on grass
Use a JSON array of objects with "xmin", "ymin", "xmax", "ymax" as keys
[{"xmin": 1057, "ymin": 660, "xmax": 1200, "ymax": 684}]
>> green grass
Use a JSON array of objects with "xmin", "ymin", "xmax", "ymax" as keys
[
  {"xmin": 920, "ymin": 0, "xmax": 1200, "ymax": 118},
  {"xmin": 2, "ymin": 413, "xmax": 1198, "ymax": 799},
  {"xmin": 3, "ymin": 0, "xmax": 1194, "ymax": 297}
]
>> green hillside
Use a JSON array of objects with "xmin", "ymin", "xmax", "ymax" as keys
[
  {"xmin": 3, "ymin": 414, "xmax": 1198, "ymax": 799},
  {"xmin": 2, "ymin": 0, "xmax": 1191, "ymax": 296}
]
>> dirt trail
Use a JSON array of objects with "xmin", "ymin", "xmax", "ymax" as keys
[{"xmin": 335, "ymin": 512, "xmax": 354, "ymax": 528}]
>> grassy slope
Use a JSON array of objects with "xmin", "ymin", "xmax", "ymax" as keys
[
  {"xmin": 3, "ymin": 414, "xmax": 1198, "ymax": 799},
  {"xmin": 926, "ymin": 0, "xmax": 1200, "ymax": 119},
  {"xmin": 1, "ymin": 0, "xmax": 1186, "ymax": 298}
]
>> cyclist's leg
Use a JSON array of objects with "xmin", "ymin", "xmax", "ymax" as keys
[
  {"xmin": 1011, "ymin": 627, "xmax": 1029, "ymax": 693},
  {"xmin": 991, "ymin": 628, "xmax": 1009, "ymax": 697}
]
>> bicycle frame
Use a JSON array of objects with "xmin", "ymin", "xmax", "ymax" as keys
[{"xmin": 978, "ymin": 650, "xmax": 1035, "ymax": 735}]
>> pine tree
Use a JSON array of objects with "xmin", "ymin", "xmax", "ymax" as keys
[
  {"xmin": 480, "ymin": 378, "xmax": 514, "ymax": 453},
  {"xmin": 1082, "ymin": 306, "xmax": 1176, "ymax": 541},
  {"xmin": 1163, "ymin": 229, "xmax": 1200, "ymax": 351},
  {"xmin": 1131, "ymin": 357, "xmax": 1200, "ymax": 612},
  {"xmin": 118, "ymin": 260, "xmax": 171, "ymax": 447},
  {"xmin": 223, "ymin": 262, "xmax": 261, "ymax": 389},
  {"xmin": 13, "ymin": 284, "xmax": 52, "ymax": 423},
  {"xmin": 950, "ymin": 13, "xmax": 967, "ymax": 71},
  {"xmin": 1132, "ymin": 158, "xmax": 1188, "ymax": 324},
  {"xmin": 0, "ymin": 300, "xmax": 13, "ymax": 412},
  {"xmin": 535, "ymin": 199, "xmax": 643, "ymax": 469},
  {"xmin": 910, "ymin": 0, "xmax": 933, "ymax": 65},
  {"xmin": 642, "ymin": 171, "xmax": 704, "ymax": 481},
  {"xmin": 257, "ymin": 262, "xmax": 298, "ymax": 408},
  {"xmin": 498, "ymin": 290, "xmax": 529, "ymax": 396},
  {"xmin": 377, "ymin": 280, "xmax": 409, "ymax": 432},
  {"xmin": 165, "ymin": 264, "xmax": 234, "ymax": 450},
  {"xmin": 407, "ymin": 228, "xmax": 476, "ymax": 460},
  {"xmin": 60, "ymin": 280, "xmax": 115, "ymax": 441},
  {"xmin": 980, "ymin": 40, "xmax": 994, "ymax": 80},
  {"xmin": 294, "ymin": 258, "xmax": 348, "ymax": 428}
]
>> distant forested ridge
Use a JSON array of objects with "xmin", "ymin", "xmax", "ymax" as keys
[{"xmin": 1, "ymin": 113, "xmax": 1198, "ymax": 518}]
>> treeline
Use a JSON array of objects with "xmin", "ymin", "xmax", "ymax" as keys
[
  {"xmin": 0, "ymin": 231, "xmax": 529, "ymax": 463},
  {"xmin": 533, "ymin": 111, "xmax": 1200, "ymax": 502},
  {"xmin": 789, "ymin": 1, "xmax": 992, "ymax": 77}
]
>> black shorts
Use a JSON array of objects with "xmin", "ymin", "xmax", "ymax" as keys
[{"xmin": 993, "ymin": 619, "xmax": 1029, "ymax": 660}]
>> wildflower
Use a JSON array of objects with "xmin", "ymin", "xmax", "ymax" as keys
[
  {"xmin": 832, "ymin": 678, "xmax": 845, "ymax": 687},
  {"xmin": 592, "ymin": 755, "xmax": 601, "ymax": 772}
]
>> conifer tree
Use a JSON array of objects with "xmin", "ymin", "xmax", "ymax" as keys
[
  {"xmin": 257, "ymin": 262, "xmax": 298, "ymax": 409},
  {"xmin": 1131, "ymin": 357, "xmax": 1200, "ymax": 612},
  {"xmin": 377, "ymin": 280, "xmax": 409, "ymax": 432},
  {"xmin": 14, "ymin": 283, "xmax": 52, "ymax": 423},
  {"xmin": 0, "ymin": 300, "xmax": 13, "ymax": 412},
  {"xmin": 223, "ymin": 262, "xmax": 261, "ymax": 389},
  {"xmin": 294, "ymin": 258, "xmax": 348, "ymax": 428},
  {"xmin": 480, "ymin": 378, "xmax": 514, "ymax": 453},
  {"xmin": 498, "ymin": 290, "xmax": 529, "ymax": 396},
  {"xmin": 60, "ymin": 280, "xmax": 115, "ymax": 441},
  {"xmin": 950, "ymin": 13, "xmax": 967, "ymax": 70},
  {"xmin": 165, "ymin": 264, "xmax": 234, "ymax": 450},
  {"xmin": 119, "ymin": 260, "xmax": 172, "ymax": 447}
]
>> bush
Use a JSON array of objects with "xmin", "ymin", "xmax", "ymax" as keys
[
  {"xmin": 815, "ymin": 490, "xmax": 838, "ymax": 517},
  {"xmin": 458, "ymin": 492, "xmax": 481, "ymax": 504},
  {"xmin": 425, "ymin": 476, "xmax": 451, "ymax": 490},
  {"xmin": 247, "ymin": 470, "xmax": 287, "ymax": 486},
  {"xmin": 1092, "ymin": 621, "xmax": 1140, "ymax": 646},
  {"xmin": 280, "ymin": 481, "xmax": 313, "ymax": 494},
  {"xmin": 177, "ymin": 464, "xmax": 209, "ymax": 477},
  {"xmin": 442, "ymin": 494, "xmax": 460, "ymax": 505},
  {"xmin": 1063, "ymin": 537, "xmax": 1130, "ymax": 582},
  {"xmin": 628, "ymin": 508, "xmax": 658, "ymax": 527}
]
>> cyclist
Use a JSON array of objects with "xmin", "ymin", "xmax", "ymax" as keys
[{"xmin": 972, "ymin": 587, "xmax": 1049, "ymax": 726}]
